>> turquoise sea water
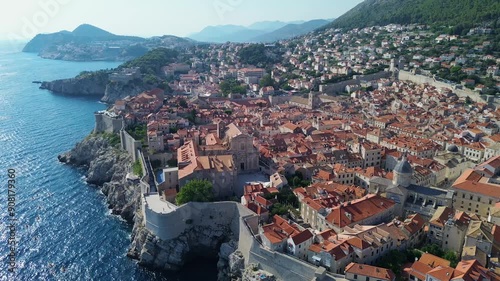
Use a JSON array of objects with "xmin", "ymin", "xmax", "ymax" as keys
[{"xmin": 0, "ymin": 49, "xmax": 216, "ymax": 280}]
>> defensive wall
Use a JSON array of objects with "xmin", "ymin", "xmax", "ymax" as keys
[
  {"xmin": 142, "ymin": 197, "xmax": 349, "ymax": 281},
  {"xmin": 239, "ymin": 215, "xmax": 348, "ymax": 281},
  {"xmin": 398, "ymin": 70, "xmax": 496, "ymax": 103},
  {"xmin": 120, "ymin": 130, "xmax": 142, "ymax": 162},
  {"xmin": 319, "ymin": 71, "xmax": 392, "ymax": 94},
  {"xmin": 94, "ymin": 111, "xmax": 124, "ymax": 134},
  {"xmin": 142, "ymin": 200, "xmax": 252, "ymax": 241}
]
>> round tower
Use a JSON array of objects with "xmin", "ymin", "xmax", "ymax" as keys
[{"xmin": 392, "ymin": 154, "xmax": 412, "ymax": 187}]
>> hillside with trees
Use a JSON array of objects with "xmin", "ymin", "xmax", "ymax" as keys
[
  {"xmin": 327, "ymin": 0, "xmax": 500, "ymax": 32},
  {"xmin": 119, "ymin": 48, "xmax": 179, "ymax": 75},
  {"xmin": 237, "ymin": 44, "xmax": 282, "ymax": 67}
]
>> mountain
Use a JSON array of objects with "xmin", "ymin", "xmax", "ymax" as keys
[
  {"xmin": 251, "ymin": 19, "xmax": 331, "ymax": 42},
  {"xmin": 23, "ymin": 24, "xmax": 193, "ymax": 61},
  {"xmin": 189, "ymin": 19, "xmax": 331, "ymax": 43},
  {"xmin": 247, "ymin": 21, "xmax": 290, "ymax": 31},
  {"xmin": 71, "ymin": 24, "xmax": 116, "ymax": 38},
  {"xmin": 23, "ymin": 24, "xmax": 144, "ymax": 53},
  {"xmin": 188, "ymin": 25, "xmax": 266, "ymax": 43},
  {"xmin": 327, "ymin": 0, "xmax": 500, "ymax": 30}
]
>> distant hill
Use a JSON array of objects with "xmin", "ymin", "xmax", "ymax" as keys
[
  {"xmin": 189, "ymin": 19, "xmax": 331, "ymax": 43},
  {"xmin": 23, "ymin": 24, "xmax": 144, "ymax": 53},
  {"xmin": 189, "ymin": 25, "xmax": 266, "ymax": 43},
  {"xmin": 326, "ymin": 0, "xmax": 500, "ymax": 30},
  {"xmin": 251, "ymin": 19, "xmax": 331, "ymax": 42},
  {"xmin": 247, "ymin": 21, "xmax": 290, "ymax": 31},
  {"xmin": 23, "ymin": 24, "xmax": 193, "ymax": 61},
  {"xmin": 71, "ymin": 24, "xmax": 119, "ymax": 38}
]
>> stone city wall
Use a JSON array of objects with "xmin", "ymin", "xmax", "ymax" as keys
[
  {"xmin": 398, "ymin": 70, "xmax": 494, "ymax": 103},
  {"xmin": 94, "ymin": 112, "xmax": 124, "ymax": 134},
  {"xmin": 320, "ymin": 71, "xmax": 392, "ymax": 94},
  {"xmin": 142, "ymin": 198, "xmax": 349, "ymax": 281},
  {"xmin": 120, "ymin": 130, "xmax": 141, "ymax": 162},
  {"xmin": 143, "ymin": 201, "xmax": 253, "ymax": 241},
  {"xmin": 238, "ymin": 215, "xmax": 348, "ymax": 281}
]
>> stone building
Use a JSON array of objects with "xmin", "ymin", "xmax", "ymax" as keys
[
  {"xmin": 386, "ymin": 155, "xmax": 454, "ymax": 219},
  {"xmin": 177, "ymin": 123, "xmax": 259, "ymax": 199},
  {"xmin": 223, "ymin": 123, "xmax": 259, "ymax": 173}
]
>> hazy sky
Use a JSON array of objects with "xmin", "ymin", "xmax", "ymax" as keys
[{"xmin": 0, "ymin": 0, "xmax": 363, "ymax": 41}]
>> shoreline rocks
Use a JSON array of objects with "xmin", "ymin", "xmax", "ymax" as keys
[
  {"xmin": 58, "ymin": 134, "xmax": 140, "ymax": 221},
  {"xmin": 41, "ymin": 77, "xmax": 152, "ymax": 104},
  {"xmin": 40, "ymin": 77, "xmax": 107, "ymax": 97},
  {"xmin": 60, "ymin": 134, "xmax": 247, "ymax": 279}
]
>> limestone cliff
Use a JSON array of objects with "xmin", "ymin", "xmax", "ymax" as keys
[
  {"xmin": 128, "ymin": 210, "xmax": 245, "ymax": 281},
  {"xmin": 60, "ymin": 135, "xmax": 250, "ymax": 279},
  {"xmin": 102, "ymin": 81, "xmax": 153, "ymax": 103},
  {"xmin": 41, "ymin": 76, "xmax": 151, "ymax": 103},
  {"xmin": 40, "ymin": 77, "xmax": 107, "ymax": 97},
  {"xmin": 58, "ymin": 134, "xmax": 140, "ymax": 221}
]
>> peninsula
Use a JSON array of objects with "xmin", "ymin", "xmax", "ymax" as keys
[{"xmin": 23, "ymin": 24, "xmax": 195, "ymax": 61}]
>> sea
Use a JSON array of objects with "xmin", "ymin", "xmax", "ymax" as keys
[{"xmin": 0, "ymin": 43, "xmax": 217, "ymax": 281}]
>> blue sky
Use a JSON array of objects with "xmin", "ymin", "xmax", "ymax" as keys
[{"xmin": 0, "ymin": 0, "xmax": 363, "ymax": 40}]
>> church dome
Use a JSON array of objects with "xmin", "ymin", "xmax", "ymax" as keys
[
  {"xmin": 447, "ymin": 144, "xmax": 459, "ymax": 153},
  {"xmin": 394, "ymin": 156, "xmax": 412, "ymax": 174}
]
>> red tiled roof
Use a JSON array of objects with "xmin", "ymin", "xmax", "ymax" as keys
[
  {"xmin": 291, "ymin": 229, "xmax": 313, "ymax": 245},
  {"xmin": 325, "ymin": 194, "xmax": 395, "ymax": 228},
  {"xmin": 345, "ymin": 262, "xmax": 396, "ymax": 281},
  {"xmin": 452, "ymin": 169, "xmax": 500, "ymax": 199}
]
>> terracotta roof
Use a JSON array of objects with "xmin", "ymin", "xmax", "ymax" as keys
[
  {"xmin": 255, "ymin": 195, "xmax": 273, "ymax": 208},
  {"xmin": 346, "ymin": 237, "xmax": 371, "ymax": 250},
  {"xmin": 290, "ymin": 229, "xmax": 313, "ymax": 245},
  {"xmin": 303, "ymin": 197, "xmax": 324, "ymax": 211},
  {"xmin": 246, "ymin": 202, "xmax": 269, "ymax": 215},
  {"xmin": 325, "ymin": 194, "xmax": 395, "ymax": 228},
  {"xmin": 427, "ymin": 266, "xmax": 457, "ymax": 281},
  {"xmin": 452, "ymin": 169, "xmax": 500, "ymax": 199},
  {"xmin": 419, "ymin": 253, "xmax": 451, "ymax": 268},
  {"xmin": 345, "ymin": 262, "xmax": 395, "ymax": 281},
  {"xmin": 408, "ymin": 261, "xmax": 432, "ymax": 281},
  {"xmin": 430, "ymin": 206, "xmax": 454, "ymax": 228}
]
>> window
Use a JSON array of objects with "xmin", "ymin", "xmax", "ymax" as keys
[{"xmin": 354, "ymin": 275, "xmax": 358, "ymax": 280}]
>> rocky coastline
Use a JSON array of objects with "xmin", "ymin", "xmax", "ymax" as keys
[
  {"xmin": 58, "ymin": 134, "xmax": 249, "ymax": 280},
  {"xmin": 40, "ymin": 78, "xmax": 107, "ymax": 98},
  {"xmin": 58, "ymin": 134, "xmax": 140, "ymax": 221},
  {"xmin": 41, "ymin": 77, "xmax": 152, "ymax": 104}
]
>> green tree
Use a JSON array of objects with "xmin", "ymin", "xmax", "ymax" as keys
[
  {"xmin": 179, "ymin": 98, "xmax": 188, "ymax": 108},
  {"xmin": 443, "ymin": 251, "xmax": 459, "ymax": 267},
  {"xmin": 260, "ymin": 74, "xmax": 274, "ymax": 88},
  {"xmin": 219, "ymin": 79, "xmax": 247, "ymax": 96},
  {"xmin": 167, "ymin": 158, "xmax": 178, "ymax": 167},
  {"xmin": 176, "ymin": 179, "xmax": 214, "ymax": 205},
  {"xmin": 269, "ymin": 203, "xmax": 290, "ymax": 216},
  {"xmin": 421, "ymin": 244, "xmax": 444, "ymax": 257},
  {"xmin": 132, "ymin": 160, "xmax": 143, "ymax": 177}
]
